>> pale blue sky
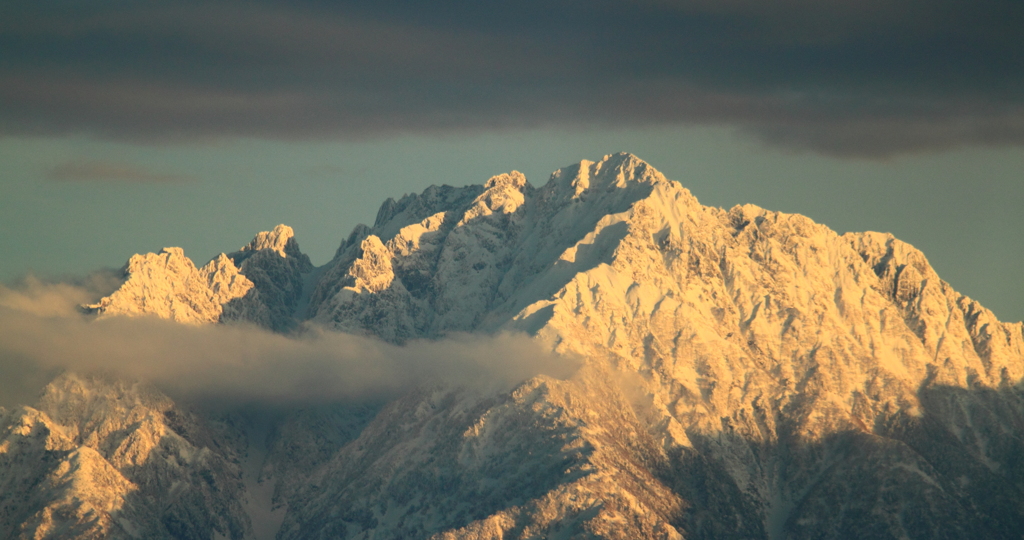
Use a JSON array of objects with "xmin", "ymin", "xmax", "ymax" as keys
[{"xmin": 2, "ymin": 126, "xmax": 1021, "ymax": 322}]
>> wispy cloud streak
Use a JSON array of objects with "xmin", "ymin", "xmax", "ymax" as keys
[{"xmin": 47, "ymin": 159, "xmax": 194, "ymax": 183}]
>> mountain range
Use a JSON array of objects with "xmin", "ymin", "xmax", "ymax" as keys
[{"xmin": 2, "ymin": 153, "xmax": 1023, "ymax": 539}]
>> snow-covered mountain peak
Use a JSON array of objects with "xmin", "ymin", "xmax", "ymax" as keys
[
  {"xmin": 1, "ymin": 372, "xmax": 251, "ymax": 539},
  {"xmin": 484, "ymin": 170, "xmax": 528, "ymax": 191},
  {"xmin": 84, "ymin": 224, "xmax": 314, "ymax": 330},
  {"xmin": 349, "ymin": 235, "xmax": 396, "ymax": 294},
  {"xmin": 128, "ymin": 247, "xmax": 189, "ymax": 272},
  {"xmin": 237, "ymin": 224, "xmax": 302, "ymax": 259},
  {"xmin": 546, "ymin": 152, "xmax": 668, "ymax": 199},
  {"xmin": 462, "ymin": 170, "xmax": 530, "ymax": 223},
  {"xmin": 84, "ymin": 246, "xmax": 248, "ymax": 324}
]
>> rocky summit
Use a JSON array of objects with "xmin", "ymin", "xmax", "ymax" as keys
[{"xmin": 3, "ymin": 153, "xmax": 1023, "ymax": 539}]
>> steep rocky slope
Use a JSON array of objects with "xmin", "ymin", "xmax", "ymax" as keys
[
  {"xmin": 86, "ymin": 224, "xmax": 312, "ymax": 331},
  {"xmin": 6, "ymin": 153, "xmax": 1023, "ymax": 539},
  {"xmin": 0, "ymin": 373, "xmax": 249, "ymax": 539}
]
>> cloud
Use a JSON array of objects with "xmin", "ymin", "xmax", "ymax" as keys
[
  {"xmin": 47, "ymin": 159, "xmax": 195, "ymax": 183},
  {"xmin": 0, "ymin": 277, "xmax": 578, "ymax": 408},
  {"xmin": 1, "ymin": 0, "xmax": 1022, "ymax": 156},
  {"xmin": 0, "ymin": 272, "xmax": 123, "ymax": 317}
]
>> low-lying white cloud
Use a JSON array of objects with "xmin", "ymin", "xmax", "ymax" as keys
[
  {"xmin": 0, "ymin": 278, "xmax": 577, "ymax": 408},
  {"xmin": 0, "ymin": 272, "xmax": 122, "ymax": 317}
]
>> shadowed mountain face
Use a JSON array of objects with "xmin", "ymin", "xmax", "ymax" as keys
[{"xmin": 3, "ymin": 153, "xmax": 1022, "ymax": 539}]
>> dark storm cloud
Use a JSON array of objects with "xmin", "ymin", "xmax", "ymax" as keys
[{"xmin": 1, "ymin": 0, "xmax": 1022, "ymax": 156}]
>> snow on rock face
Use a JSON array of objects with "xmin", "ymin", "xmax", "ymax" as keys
[
  {"xmin": 305, "ymin": 153, "xmax": 666, "ymax": 339},
  {"xmin": 486, "ymin": 179, "xmax": 1024, "ymax": 537},
  {"xmin": 459, "ymin": 170, "xmax": 528, "ymax": 223},
  {"xmin": 85, "ymin": 247, "xmax": 246, "ymax": 324},
  {"xmin": 237, "ymin": 224, "xmax": 302, "ymax": 259},
  {"xmin": 0, "ymin": 373, "xmax": 250, "ymax": 539},
  {"xmin": 349, "ymin": 235, "xmax": 396, "ymax": 294},
  {"xmin": 86, "ymin": 225, "xmax": 313, "ymax": 330},
  {"xmin": 226, "ymin": 229, "xmax": 313, "ymax": 331},
  {"xmin": 303, "ymin": 171, "xmax": 538, "ymax": 340},
  {"xmin": 204, "ymin": 253, "xmax": 255, "ymax": 306},
  {"xmin": 848, "ymin": 231, "xmax": 1024, "ymax": 384},
  {"xmin": 279, "ymin": 370, "xmax": 685, "ymax": 540}
]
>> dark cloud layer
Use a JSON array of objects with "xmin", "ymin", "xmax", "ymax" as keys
[{"xmin": 1, "ymin": 0, "xmax": 1022, "ymax": 155}]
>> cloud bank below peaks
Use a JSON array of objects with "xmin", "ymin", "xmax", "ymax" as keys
[{"xmin": 0, "ymin": 277, "xmax": 578, "ymax": 408}]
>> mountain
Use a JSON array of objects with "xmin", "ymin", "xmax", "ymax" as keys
[
  {"xmin": 3, "ymin": 153, "xmax": 1023, "ymax": 539},
  {"xmin": 0, "ymin": 373, "xmax": 250, "ymax": 539},
  {"xmin": 84, "ymin": 224, "xmax": 312, "ymax": 331}
]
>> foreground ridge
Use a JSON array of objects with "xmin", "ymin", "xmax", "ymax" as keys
[{"xmin": 6, "ymin": 153, "xmax": 1023, "ymax": 539}]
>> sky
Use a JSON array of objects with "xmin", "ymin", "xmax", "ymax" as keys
[{"xmin": 1, "ymin": 0, "xmax": 1022, "ymax": 322}]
